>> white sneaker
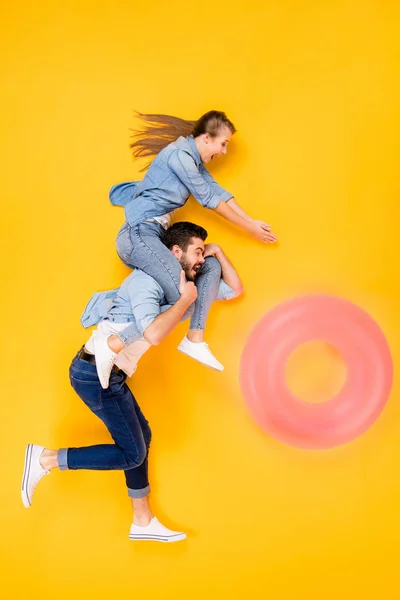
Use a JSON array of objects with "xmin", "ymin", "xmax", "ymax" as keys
[
  {"xmin": 21, "ymin": 444, "xmax": 50, "ymax": 508},
  {"xmin": 129, "ymin": 517, "xmax": 186, "ymax": 543},
  {"xmin": 93, "ymin": 329, "xmax": 117, "ymax": 389},
  {"xmin": 178, "ymin": 336, "xmax": 224, "ymax": 371}
]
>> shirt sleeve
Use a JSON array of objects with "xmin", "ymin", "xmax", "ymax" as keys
[
  {"xmin": 215, "ymin": 279, "xmax": 237, "ymax": 301},
  {"xmin": 199, "ymin": 164, "xmax": 233, "ymax": 201},
  {"xmin": 128, "ymin": 278, "xmax": 163, "ymax": 336},
  {"xmin": 80, "ymin": 288, "xmax": 120, "ymax": 328},
  {"xmin": 168, "ymin": 149, "xmax": 233, "ymax": 209}
]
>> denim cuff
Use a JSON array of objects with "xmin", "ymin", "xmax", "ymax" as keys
[
  {"xmin": 117, "ymin": 330, "xmax": 129, "ymax": 345},
  {"xmin": 58, "ymin": 448, "xmax": 69, "ymax": 471},
  {"xmin": 128, "ymin": 485, "xmax": 150, "ymax": 499}
]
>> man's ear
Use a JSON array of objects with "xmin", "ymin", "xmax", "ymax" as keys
[{"xmin": 170, "ymin": 244, "xmax": 183, "ymax": 260}]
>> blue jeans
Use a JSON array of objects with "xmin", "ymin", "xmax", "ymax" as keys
[
  {"xmin": 116, "ymin": 221, "xmax": 222, "ymax": 345},
  {"xmin": 58, "ymin": 352, "xmax": 151, "ymax": 498}
]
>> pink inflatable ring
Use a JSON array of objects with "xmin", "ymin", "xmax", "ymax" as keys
[{"xmin": 240, "ymin": 295, "xmax": 393, "ymax": 449}]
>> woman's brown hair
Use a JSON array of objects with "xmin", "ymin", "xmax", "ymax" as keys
[{"xmin": 130, "ymin": 110, "xmax": 236, "ymax": 170}]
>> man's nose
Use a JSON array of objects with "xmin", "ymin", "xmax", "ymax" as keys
[{"xmin": 199, "ymin": 257, "xmax": 205, "ymax": 264}]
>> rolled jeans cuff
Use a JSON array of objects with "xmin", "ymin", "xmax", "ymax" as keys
[
  {"xmin": 58, "ymin": 448, "xmax": 69, "ymax": 471},
  {"xmin": 128, "ymin": 485, "xmax": 150, "ymax": 499}
]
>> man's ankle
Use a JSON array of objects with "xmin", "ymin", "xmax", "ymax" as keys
[
  {"xmin": 133, "ymin": 514, "xmax": 153, "ymax": 527},
  {"xmin": 39, "ymin": 449, "xmax": 58, "ymax": 470}
]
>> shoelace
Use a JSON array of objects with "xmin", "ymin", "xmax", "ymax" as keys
[
  {"xmin": 103, "ymin": 351, "xmax": 117, "ymax": 375},
  {"xmin": 32, "ymin": 468, "xmax": 50, "ymax": 489},
  {"xmin": 105, "ymin": 356, "xmax": 115, "ymax": 370},
  {"xmin": 203, "ymin": 343, "xmax": 215, "ymax": 356},
  {"xmin": 202, "ymin": 344, "xmax": 222, "ymax": 362}
]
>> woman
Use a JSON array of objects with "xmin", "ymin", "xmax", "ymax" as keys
[{"xmin": 94, "ymin": 110, "xmax": 277, "ymax": 384}]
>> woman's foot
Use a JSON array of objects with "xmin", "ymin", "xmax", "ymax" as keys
[
  {"xmin": 177, "ymin": 336, "xmax": 224, "ymax": 371},
  {"xmin": 93, "ymin": 330, "xmax": 118, "ymax": 389},
  {"xmin": 129, "ymin": 517, "xmax": 187, "ymax": 543}
]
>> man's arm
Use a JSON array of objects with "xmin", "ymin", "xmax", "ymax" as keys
[
  {"xmin": 141, "ymin": 272, "xmax": 197, "ymax": 346},
  {"xmin": 204, "ymin": 244, "xmax": 244, "ymax": 297}
]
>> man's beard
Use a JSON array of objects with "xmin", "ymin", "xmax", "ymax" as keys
[{"xmin": 180, "ymin": 256, "xmax": 200, "ymax": 282}]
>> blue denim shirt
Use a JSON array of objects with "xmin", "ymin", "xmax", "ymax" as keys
[
  {"xmin": 81, "ymin": 269, "xmax": 236, "ymax": 334},
  {"xmin": 109, "ymin": 135, "xmax": 233, "ymax": 226}
]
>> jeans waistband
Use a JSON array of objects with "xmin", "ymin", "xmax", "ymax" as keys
[{"xmin": 76, "ymin": 346, "xmax": 122, "ymax": 373}]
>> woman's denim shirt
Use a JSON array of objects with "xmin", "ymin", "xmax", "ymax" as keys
[{"xmin": 109, "ymin": 135, "xmax": 233, "ymax": 226}]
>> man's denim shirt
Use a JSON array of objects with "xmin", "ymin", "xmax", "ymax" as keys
[
  {"xmin": 81, "ymin": 270, "xmax": 236, "ymax": 334},
  {"xmin": 109, "ymin": 135, "xmax": 233, "ymax": 226}
]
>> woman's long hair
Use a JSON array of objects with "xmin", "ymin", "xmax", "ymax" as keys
[{"xmin": 130, "ymin": 110, "xmax": 236, "ymax": 170}]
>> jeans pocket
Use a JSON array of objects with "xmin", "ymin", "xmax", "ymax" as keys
[
  {"xmin": 116, "ymin": 223, "xmax": 134, "ymax": 266},
  {"xmin": 104, "ymin": 370, "xmax": 126, "ymax": 396},
  {"xmin": 70, "ymin": 374, "xmax": 103, "ymax": 412}
]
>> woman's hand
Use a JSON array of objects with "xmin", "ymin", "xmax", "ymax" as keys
[{"xmin": 250, "ymin": 220, "xmax": 277, "ymax": 243}]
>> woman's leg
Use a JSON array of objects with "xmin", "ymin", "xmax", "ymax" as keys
[
  {"xmin": 112, "ymin": 221, "xmax": 224, "ymax": 374},
  {"xmin": 113, "ymin": 221, "xmax": 193, "ymax": 349},
  {"xmin": 112, "ymin": 257, "xmax": 225, "ymax": 371},
  {"xmin": 177, "ymin": 256, "xmax": 224, "ymax": 371},
  {"xmin": 189, "ymin": 256, "xmax": 222, "ymax": 334},
  {"xmin": 117, "ymin": 221, "xmax": 182, "ymax": 304}
]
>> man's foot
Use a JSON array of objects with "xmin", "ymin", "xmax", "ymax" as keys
[
  {"xmin": 178, "ymin": 336, "xmax": 224, "ymax": 371},
  {"xmin": 21, "ymin": 444, "xmax": 50, "ymax": 508},
  {"xmin": 93, "ymin": 330, "xmax": 117, "ymax": 389},
  {"xmin": 129, "ymin": 517, "xmax": 186, "ymax": 543}
]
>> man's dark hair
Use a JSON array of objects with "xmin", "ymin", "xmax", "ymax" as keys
[{"xmin": 162, "ymin": 221, "xmax": 208, "ymax": 252}]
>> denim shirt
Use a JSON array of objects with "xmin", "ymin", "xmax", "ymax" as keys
[
  {"xmin": 81, "ymin": 269, "xmax": 236, "ymax": 334},
  {"xmin": 109, "ymin": 135, "xmax": 233, "ymax": 226}
]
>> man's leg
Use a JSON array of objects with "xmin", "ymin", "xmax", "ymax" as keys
[
  {"xmin": 22, "ymin": 356, "xmax": 149, "ymax": 507},
  {"xmin": 36, "ymin": 446, "xmax": 152, "ymax": 527},
  {"xmin": 22, "ymin": 351, "xmax": 186, "ymax": 541}
]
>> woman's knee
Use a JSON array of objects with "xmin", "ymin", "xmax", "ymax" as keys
[{"xmin": 203, "ymin": 256, "xmax": 222, "ymax": 276}]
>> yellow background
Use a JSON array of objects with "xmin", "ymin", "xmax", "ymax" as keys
[{"xmin": 2, "ymin": 1, "xmax": 399, "ymax": 598}]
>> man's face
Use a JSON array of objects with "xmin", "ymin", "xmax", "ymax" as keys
[{"xmin": 179, "ymin": 237, "xmax": 205, "ymax": 281}]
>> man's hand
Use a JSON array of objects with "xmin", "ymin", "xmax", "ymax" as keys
[
  {"xmin": 203, "ymin": 243, "xmax": 221, "ymax": 258},
  {"xmin": 179, "ymin": 271, "xmax": 197, "ymax": 303},
  {"xmin": 250, "ymin": 220, "xmax": 277, "ymax": 243}
]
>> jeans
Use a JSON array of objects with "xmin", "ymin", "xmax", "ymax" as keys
[
  {"xmin": 58, "ymin": 352, "xmax": 152, "ymax": 498},
  {"xmin": 116, "ymin": 220, "xmax": 222, "ymax": 345}
]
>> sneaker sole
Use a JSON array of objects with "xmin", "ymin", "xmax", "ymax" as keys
[
  {"xmin": 129, "ymin": 533, "xmax": 187, "ymax": 543},
  {"xmin": 92, "ymin": 333, "xmax": 111, "ymax": 389},
  {"xmin": 21, "ymin": 444, "xmax": 33, "ymax": 508},
  {"xmin": 177, "ymin": 348, "xmax": 224, "ymax": 372}
]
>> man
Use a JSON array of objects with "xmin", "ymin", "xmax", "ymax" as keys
[{"xmin": 21, "ymin": 222, "xmax": 243, "ymax": 543}]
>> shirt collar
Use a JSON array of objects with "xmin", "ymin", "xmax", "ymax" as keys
[{"xmin": 186, "ymin": 135, "xmax": 203, "ymax": 167}]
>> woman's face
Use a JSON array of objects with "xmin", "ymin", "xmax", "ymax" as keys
[{"xmin": 200, "ymin": 127, "xmax": 233, "ymax": 164}]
